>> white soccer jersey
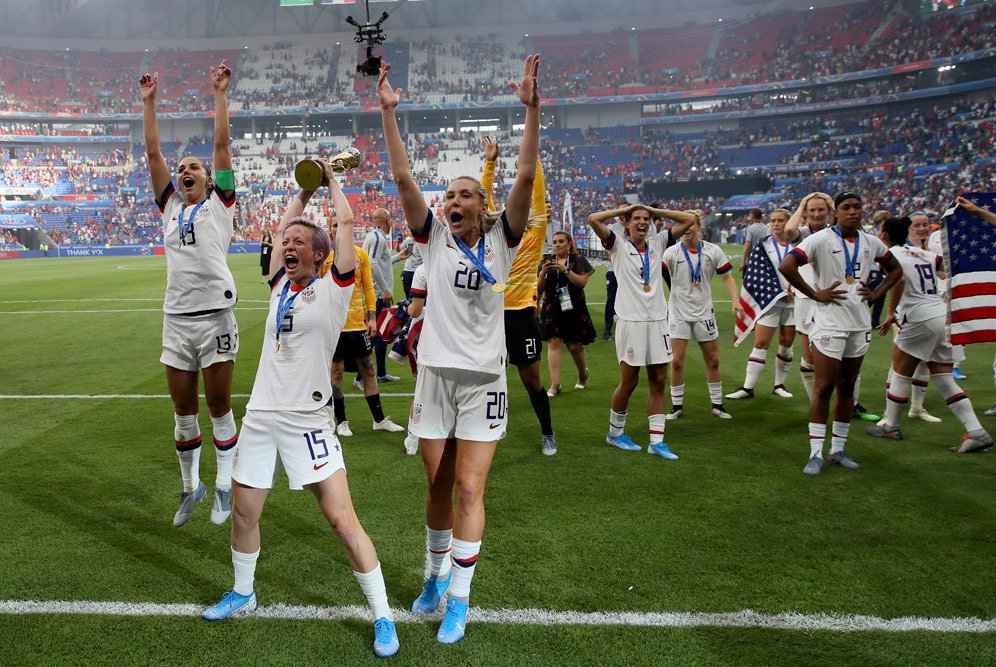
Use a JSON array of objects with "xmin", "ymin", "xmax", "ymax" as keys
[
  {"xmin": 663, "ymin": 240, "xmax": 731, "ymax": 322},
  {"xmin": 409, "ymin": 264, "xmax": 428, "ymax": 323},
  {"xmin": 246, "ymin": 267, "xmax": 355, "ymax": 412},
  {"xmin": 927, "ymin": 229, "xmax": 943, "ymax": 256},
  {"xmin": 891, "ymin": 245, "xmax": 945, "ymax": 323},
  {"xmin": 790, "ymin": 227, "xmax": 892, "ymax": 332},
  {"xmin": 413, "ymin": 211, "xmax": 520, "ymax": 374},
  {"xmin": 158, "ymin": 183, "xmax": 238, "ymax": 315},
  {"xmin": 604, "ymin": 229, "xmax": 674, "ymax": 322}
]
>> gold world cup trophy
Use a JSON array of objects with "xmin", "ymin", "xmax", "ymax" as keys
[{"xmin": 294, "ymin": 147, "xmax": 362, "ymax": 190}]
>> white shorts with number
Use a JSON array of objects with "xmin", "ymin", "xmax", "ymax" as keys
[
  {"xmin": 756, "ymin": 301, "xmax": 795, "ymax": 329},
  {"xmin": 161, "ymin": 308, "xmax": 239, "ymax": 371},
  {"xmin": 669, "ymin": 317, "xmax": 718, "ymax": 343},
  {"xmin": 809, "ymin": 329, "xmax": 870, "ymax": 361},
  {"xmin": 410, "ymin": 365, "xmax": 508, "ymax": 441},
  {"xmin": 794, "ymin": 299, "xmax": 814, "ymax": 336},
  {"xmin": 233, "ymin": 407, "xmax": 344, "ymax": 491},
  {"xmin": 616, "ymin": 319, "xmax": 673, "ymax": 366},
  {"xmin": 895, "ymin": 316, "xmax": 964, "ymax": 365}
]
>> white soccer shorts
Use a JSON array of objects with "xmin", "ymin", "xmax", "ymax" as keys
[
  {"xmin": 616, "ymin": 319, "xmax": 673, "ymax": 366},
  {"xmin": 161, "ymin": 308, "xmax": 239, "ymax": 371},
  {"xmin": 809, "ymin": 329, "xmax": 870, "ymax": 361},
  {"xmin": 409, "ymin": 365, "xmax": 508, "ymax": 441},
  {"xmin": 756, "ymin": 301, "xmax": 795, "ymax": 329},
  {"xmin": 794, "ymin": 299, "xmax": 814, "ymax": 336},
  {"xmin": 669, "ymin": 317, "xmax": 719, "ymax": 343},
  {"xmin": 895, "ymin": 316, "xmax": 964, "ymax": 365},
  {"xmin": 234, "ymin": 407, "xmax": 345, "ymax": 490}
]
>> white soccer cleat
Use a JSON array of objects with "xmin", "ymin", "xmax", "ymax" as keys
[
  {"xmin": 725, "ymin": 387, "xmax": 754, "ymax": 400},
  {"xmin": 772, "ymin": 385, "xmax": 793, "ymax": 398},
  {"xmin": 352, "ymin": 377, "xmax": 364, "ymax": 392},
  {"xmin": 336, "ymin": 421, "xmax": 354, "ymax": 437},
  {"xmin": 374, "ymin": 417, "xmax": 405, "ymax": 432},
  {"xmin": 909, "ymin": 407, "xmax": 942, "ymax": 423}
]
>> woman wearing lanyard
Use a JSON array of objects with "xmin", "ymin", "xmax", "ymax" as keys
[
  {"xmin": 727, "ymin": 208, "xmax": 799, "ymax": 401},
  {"xmin": 259, "ymin": 227, "xmax": 273, "ymax": 283},
  {"xmin": 202, "ymin": 161, "xmax": 400, "ymax": 658},
  {"xmin": 538, "ymin": 231, "xmax": 596, "ymax": 398},
  {"xmin": 141, "ymin": 61, "xmax": 240, "ymax": 528},
  {"xmin": 378, "ymin": 56, "xmax": 540, "ymax": 644},
  {"xmin": 662, "ymin": 215, "xmax": 741, "ymax": 420},
  {"xmin": 779, "ymin": 192, "xmax": 902, "ymax": 476},
  {"xmin": 587, "ymin": 204, "xmax": 699, "ymax": 460}
]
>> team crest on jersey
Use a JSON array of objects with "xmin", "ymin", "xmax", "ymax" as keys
[
  {"xmin": 301, "ymin": 286, "xmax": 317, "ymax": 305},
  {"xmin": 412, "ymin": 403, "xmax": 422, "ymax": 424},
  {"xmin": 485, "ymin": 245, "xmax": 495, "ymax": 262}
]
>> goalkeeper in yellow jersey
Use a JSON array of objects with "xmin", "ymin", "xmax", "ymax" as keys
[{"xmin": 482, "ymin": 136, "xmax": 557, "ymax": 455}]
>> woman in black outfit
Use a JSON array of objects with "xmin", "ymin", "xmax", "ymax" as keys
[
  {"xmin": 259, "ymin": 227, "xmax": 273, "ymax": 283},
  {"xmin": 539, "ymin": 231, "xmax": 596, "ymax": 396}
]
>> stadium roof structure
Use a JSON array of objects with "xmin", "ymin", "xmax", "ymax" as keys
[{"xmin": 0, "ymin": 0, "xmax": 775, "ymax": 39}]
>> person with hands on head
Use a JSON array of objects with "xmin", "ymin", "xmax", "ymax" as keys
[
  {"xmin": 379, "ymin": 55, "xmax": 540, "ymax": 644},
  {"xmin": 779, "ymin": 191, "xmax": 902, "ymax": 476},
  {"xmin": 141, "ymin": 60, "xmax": 241, "ymax": 529},
  {"xmin": 662, "ymin": 214, "xmax": 741, "ymax": 421},
  {"xmin": 865, "ymin": 216, "xmax": 991, "ymax": 452},
  {"xmin": 202, "ymin": 161, "xmax": 400, "ymax": 658},
  {"xmin": 537, "ymin": 231, "xmax": 596, "ymax": 398},
  {"xmin": 480, "ymin": 134, "xmax": 560, "ymax": 455},
  {"xmin": 587, "ymin": 202, "xmax": 699, "ymax": 460}
]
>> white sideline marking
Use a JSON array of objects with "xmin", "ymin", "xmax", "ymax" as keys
[
  {"xmin": 0, "ymin": 298, "xmax": 269, "ymax": 304},
  {"xmin": 0, "ymin": 393, "xmax": 414, "ymax": 399},
  {"xmin": 0, "ymin": 307, "xmax": 270, "ymax": 314},
  {"xmin": 0, "ymin": 599, "xmax": 992, "ymax": 633}
]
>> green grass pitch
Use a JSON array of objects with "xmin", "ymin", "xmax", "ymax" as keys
[{"xmin": 0, "ymin": 252, "xmax": 994, "ymax": 665}]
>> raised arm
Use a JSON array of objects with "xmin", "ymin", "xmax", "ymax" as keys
[
  {"xmin": 654, "ymin": 208, "xmax": 700, "ymax": 242},
  {"xmin": 139, "ymin": 72, "xmax": 171, "ymax": 199},
  {"xmin": 956, "ymin": 195, "xmax": 996, "ymax": 225},
  {"xmin": 271, "ymin": 188, "xmax": 316, "ymax": 277},
  {"xmin": 211, "ymin": 60, "xmax": 233, "ymax": 176},
  {"xmin": 481, "ymin": 136, "xmax": 499, "ymax": 212},
  {"xmin": 587, "ymin": 205, "xmax": 631, "ymax": 243},
  {"xmin": 378, "ymin": 62, "xmax": 429, "ymax": 231},
  {"xmin": 503, "ymin": 55, "xmax": 541, "ymax": 238},
  {"xmin": 329, "ymin": 176, "xmax": 356, "ymax": 276}
]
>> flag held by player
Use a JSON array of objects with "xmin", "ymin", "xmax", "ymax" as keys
[
  {"xmin": 733, "ymin": 240, "xmax": 787, "ymax": 347},
  {"xmin": 941, "ymin": 192, "xmax": 996, "ymax": 345}
]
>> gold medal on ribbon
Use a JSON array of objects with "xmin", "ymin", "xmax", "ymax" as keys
[
  {"xmin": 643, "ymin": 284, "xmax": 652, "ymax": 293},
  {"xmin": 846, "ymin": 276, "xmax": 855, "ymax": 285},
  {"xmin": 275, "ymin": 341, "xmax": 281, "ymax": 352},
  {"xmin": 492, "ymin": 282, "xmax": 506, "ymax": 293}
]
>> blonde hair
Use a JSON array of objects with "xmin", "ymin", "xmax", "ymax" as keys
[
  {"xmin": 450, "ymin": 176, "xmax": 502, "ymax": 233},
  {"xmin": 771, "ymin": 208, "xmax": 791, "ymax": 221},
  {"xmin": 872, "ymin": 210, "xmax": 890, "ymax": 225}
]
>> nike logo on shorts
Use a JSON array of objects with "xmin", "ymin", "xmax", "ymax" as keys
[
  {"xmin": 489, "ymin": 423, "xmax": 500, "ymax": 430},
  {"xmin": 313, "ymin": 462, "xmax": 329, "ymax": 470}
]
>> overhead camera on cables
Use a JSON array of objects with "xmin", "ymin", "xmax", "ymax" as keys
[{"xmin": 347, "ymin": 1, "xmax": 390, "ymax": 76}]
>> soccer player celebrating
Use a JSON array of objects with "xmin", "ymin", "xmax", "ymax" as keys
[
  {"xmin": 779, "ymin": 192, "xmax": 903, "ymax": 475},
  {"xmin": 728, "ymin": 208, "xmax": 798, "ymax": 400},
  {"xmin": 866, "ymin": 216, "xmax": 992, "ymax": 452},
  {"xmin": 202, "ymin": 162, "xmax": 400, "ymax": 658},
  {"xmin": 663, "ymin": 214, "xmax": 741, "ymax": 420},
  {"xmin": 587, "ymin": 203, "xmax": 699, "ymax": 459},
  {"xmin": 320, "ymin": 215, "xmax": 405, "ymax": 437},
  {"xmin": 480, "ymin": 136, "xmax": 558, "ymax": 455},
  {"xmin": 379, "ymin": 55, "xmax": 540, "ymax": 644},
  {"xmin": 141, "ymin": 62, "xmax": 240, "ymax": 527}
]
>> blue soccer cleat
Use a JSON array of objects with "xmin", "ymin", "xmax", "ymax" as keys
[
  {"xmin": 373, "ymin": 617, "xmax": 400, "ymax": 657},
  {"xmin": 202, "ymin": 590, "xmax": 256, "ymax": 621},
  {"xmin": 411, "ymin": 570, "xmax": 452, "ymax": 614},
  {"xmin": 648, "ymin": 443, "xmax": 679, "ymax": 460},
  {"xmin": 606, "ymin": 433, "xmax": 641, "ymax": 451},
  {"xmin": 173, "ymin": 481, "xmax": 207, "ymax": 527},
  {"xmin": 953, "ymin": 367, "xmax": 967, "ymax": 381},
  {"xmin": 436, "ymin": 598, "xmax": 469, "ymax": 644}
]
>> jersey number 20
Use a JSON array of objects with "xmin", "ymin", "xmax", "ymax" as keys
[{"xmin": 454, "ymin": 261, "xmax": 482, "ymax": 291}]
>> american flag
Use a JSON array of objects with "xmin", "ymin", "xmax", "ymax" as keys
[
  {"xmin": 734, "ymin": 239, "xmax": 786, "ymax": 347},
  {"xmin": 942, "ymin": 192, "xmax": 996, "ymax": 345}
]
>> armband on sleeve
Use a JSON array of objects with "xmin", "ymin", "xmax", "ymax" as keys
[{"xmin": 215, "ymin": 169, "xmax": 235, "ymax": 191}]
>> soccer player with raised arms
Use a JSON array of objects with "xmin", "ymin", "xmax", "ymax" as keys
[
  {"xmin": 202, "ymin": 160, "xmax": 400, "ymax": 658},
  {"xmin": 379, "ymin": 55, "xmax": 540, "ymax": 644},
  {"xmin": 141, "ymin": 61, "xmax": 240, "ymax": 527}
]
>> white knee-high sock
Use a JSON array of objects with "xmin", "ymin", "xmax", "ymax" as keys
[
  {"xmin": 885, "ymin": 373, "xmax": 911, "ymax": 428},
  {"xmin": 853, "ymin": 374, "xmax": 862, "ymax": 403},
  {"xmin": 774, "ymin": 345, "xmax": 793, "ymax": 387},
  {"xmin": 933, "ymin": 373, "xmax": 984, "ymax": 434},
  {"xmin": 426, "ymin": 526, "xmax": 452, "ymax": 579},
  {"xmin": 354, "ymin": 562, "xmax": 393, "ymax": 620},
  {"xmin": 609, "ymin": 410, "xmax": 627, "ymax": 437},
  {"xmin": 232, "ymin": 547, "xmax": 259, "ymax": 596},
  {"xmin": 910, "ymin": 363, "xmax": 930, "ymax": 411},
  {"xmin": 210, "ymin": 410, "xmax": 238, "ymax": 490},
  {"xmin": 800, "ymin": 360, "xmax": 816, "ymax": 401},
  {"xmin": 670, "ymin": 383, "xmax": 685, "ymax": 408},
  {"xmin": 174, "ymin": 413, "xmax": 201, "ymax": 493},
  {"xmin": 830, "ymin": 421, "xmax": 850, "ymax": 454},
  {"xmin": 449, "ymin": 538, "xmax": 481, "ymax": 603},
  {"xmin": 808, "ymin": 422, "xmax": 826, "ymax": 459},
  {"xmin": 706, "ymin": 381, "xmax": 724, "ymax": 406},
  {"xmin": 649, "ymin": 414, "xmax": 666, "ymax": 445},
  {"xmin": 743, "ymin": 347, "xmax": 766, "ymax": 390}
]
